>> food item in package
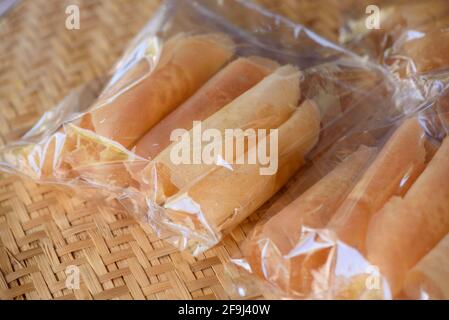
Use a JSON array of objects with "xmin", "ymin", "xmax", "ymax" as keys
[
  {"xmin": 327, "ymin": 118, "xmax": 426, "ymax": 251},
  {"xmin": 3, "ymin": 0, "xmax": 448, "ymax": 300},
  {"xmin": 244, "ymin": 145, "xmax": 376, "ymax": 294},
  {"xmin": 161, "ymin": 99, "xmax": 321, "ymax": 248},
  {"xmin": 404, "ymin": 232, "xmax": 449, "ymax": 300},
  {"xmin": 366, "ymin": 137, "xmax": 449, "ymax": 296},
  {"xmin": 395, "ymin": 29, "xmax": 449, "ymax": 75},
  {"xmin": 134, "ymin": 56, "xmax": 279, "ymax": 159},
  {"xmin": 80, "ymin": 33, "xmax": 235, "ymax": 148}
]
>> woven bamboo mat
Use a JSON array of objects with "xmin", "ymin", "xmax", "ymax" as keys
[{"xmin": 0, "ymin": 0, "xmax": 350, "ymax": 300}]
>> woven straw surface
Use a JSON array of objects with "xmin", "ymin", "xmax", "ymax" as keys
[{"xmin": 0, "ymin": 0, "xmax": 344, "ymax": 300}]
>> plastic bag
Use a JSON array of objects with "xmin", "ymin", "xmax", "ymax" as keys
[
  {"xmin": 231, "ymin": 84, "xmax": 449, "ymax": 300},
  {"xmin": 1, "ymin": 0, "xmax": 448, "ymax": 300},
  {"xmin": 339, "ymin": 0, "xmax": 449, "ymax": 79},
  {"xmin": 0, "ymin": 0, "xmax": 404, "ymax": 256},
  {"xmin": 230, "ymin": 4, "xmax": 449, "ymax": 296}
]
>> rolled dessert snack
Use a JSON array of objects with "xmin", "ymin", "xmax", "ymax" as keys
[
  {"xmin": 141, "ymin": 65, "xmax": 302, "ymax": 203},
  {"xmin": 243, "ymin": 145, "xmax": 376, "ymax": 296},
  {"xmin": 404, "ymin": 232, "xmax": 449, "ymax": 300},
  {"xmin": 5, "ymin": 33, "xmax": 235, "ymax": 185},
  {"xmin": 32, "ymin": 33, "xmax": 235, "ymax": 188},
  {"xmin": 79, "ymin": 33, "xmax": 235, "ymax": 148},
  {"xmin": 379, "ymin": 2, "xmax": 449, "ymax": 75},
  {"xmin": 343, "ymin": 0, "xmax": 449, "ymax": 63},
  {"xmin": 366, "ymin": 137, "xmax": 449, "ymax": 296},
  {"xmin": 159, "ymin": 100, "xmax": 321, "ymax": 252},
  {"xmin": 134, "ymin": 56, "xmax": 279, "ymax": 159},
  {"xmin": 299, "ymin": 63, "xmax": 395, "ymax": 163},
  {"xmin": 3, "ymin": 131, "xmax": 68, "ymax": 181},
  {"xmin": 327, "ymin": 118, "xmax": 427, "ymax": 251}
]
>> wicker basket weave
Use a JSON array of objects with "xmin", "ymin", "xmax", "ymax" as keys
[{"xmin": 0, "ymin": 0, "xmax": 346, "ymax": 300}]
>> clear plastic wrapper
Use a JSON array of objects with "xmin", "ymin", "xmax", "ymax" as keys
[
  {"xmin": 1, "ymin": 0, "xmax": 448, "ymax": 300},
  {"xmin": 404, "ymin": 232, "xmax": 449, "ymax": 300},
  {"xmin": 233, "ymin": 92, "xmax": 449, "ymax": 299},
  {"xmin": 0, "ymin": 0, "xmax": 403, "ymax": 254},
  {"xmin": 230, "ymin": 2, "xmax": 449, "ymax": 294},
  {"xmin": 149, "ymin": 59, "xmax": 404, "ymax": 255},
  {"xmin": 339, "ymin": 0, "xmax": 449, "ymax": 80}
]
